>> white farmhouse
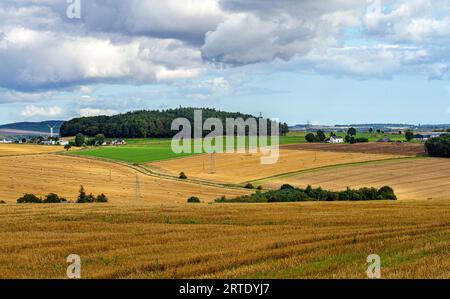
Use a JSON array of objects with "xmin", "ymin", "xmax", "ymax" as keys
[{"xmin": 328, "ymin": 137, "xmax": 344, "ymax": 144}]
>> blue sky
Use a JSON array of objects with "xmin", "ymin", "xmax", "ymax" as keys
[{"xmin": 1, "ymin": 0, "xmax": 450, "ymax": 125}]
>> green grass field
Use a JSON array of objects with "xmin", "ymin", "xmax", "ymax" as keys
[
  {"xmin": 71, "ymin": 132, "xmax": 407, "ymax": 164},
  {"xmin": 72, "ymin": 136, "xmax": 307, "ymax": 164}
]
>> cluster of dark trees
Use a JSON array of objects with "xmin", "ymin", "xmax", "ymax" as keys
[
  {"xmin": 215, "ymin": 184, "xmax": 397, "ymax": 203},
  {"xmin": 70, "ymin": 133, "xmax": 106, "ymax": 147},
  {"xmin": 17, "ymin": 193, "xmax": 68, "ymax": 204},
  {"xmin": 17, "ymin": 186, "xmax": 108, "ymax": 204},
  {"xmin": 60, "ymin": 107, "xmax": 289, "ymax": 138},
  {"xmin": 426, "ymin": 135, "xmax": 450, "ymax": 158}
]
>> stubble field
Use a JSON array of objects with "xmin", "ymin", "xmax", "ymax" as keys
[
  {"xmin": 256, "ymin": 157, "xmax": 450, "ymax": 200},
  {"xmin": 0, "ymin": 144, "xmax": 67, "ymax": 156},
  {"xmin": 1, "ymin": 142, "xmax": 450, "ymax": 279},
  {"xmin": 0, "ymin": 201, "xmax": 449, "ymax": 278},
  {"xmin": 0, "ymin": 154, "xmax": 248, "ymax": 204}
]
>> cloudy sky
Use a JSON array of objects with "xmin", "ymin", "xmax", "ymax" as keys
[{"xmin": 1, "ymin": 0, "xmax": 450, "ymax": 125}]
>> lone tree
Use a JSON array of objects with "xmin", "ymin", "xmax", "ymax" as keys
[
  {"xmin": 316, "ymin": 130, "xmax": 326, "ymax": 142},
  {"xmin": 405, "ymin": 130, "xmax": 415, "ymax": 142},
  {"xmin": 94, "ymin": 134, "xmax": 106, "ymax": 146},
  {"xmin": 64, "ymin": 144, "xmax": 72, "ymax": 151},
  {"xmin": 347, "ymin": 127, "xmax": 357, "ymax": 136},
  {"xmin": 305, "ymin": 133, "xmax": 316, "ymax": 143},
  {"xmin": 75, "ymin": 133, "xmax": 85, "ymax": 147}
]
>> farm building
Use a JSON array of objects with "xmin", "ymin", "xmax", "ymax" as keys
[
  {"xmin": 111, "ymin": 140, "xmax": 127, "ymax": 146},
  {"xmin": 414, "ymin": 133, "xmax": 444, "ymax": 141},
  {"xmin": 328, "ymin": 137, "xmax": 344, "ymax": 143},
  {"xmin": 40, "ymin": 140, "xmax": 56, "ymax": 145},
  {"xmin": 0, "ymin": 139, "xmax": 13, "ymax": 144}
]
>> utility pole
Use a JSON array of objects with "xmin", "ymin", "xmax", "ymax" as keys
[
  {"xmin": 210, "ymin": 152, "xmax": 216, "ymax": 174},
  {"xmin": 135, "ymin": 174, "xmax": 141, "ymax": 204}
]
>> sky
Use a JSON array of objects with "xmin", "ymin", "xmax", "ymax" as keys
[{"xmin": 1, "ymin": 0, "xmax": 450, "ymax": 125}]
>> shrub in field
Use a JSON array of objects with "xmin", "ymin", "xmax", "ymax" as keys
[
  {"xmin": 96, "ymin": 194, "xmax": 109, "ymax": 203},
  {"xmin": 43, "ymin": 193, "xmax": 67, "ymax": 203},
  {"xmin": 0, "ymin": 200, "xmax": 6, "ymax": 204},
  {"xmin": 244, "ymin": 183, "xmax": 255, "ymax": 189},
  {"xmin": 280, "ymin": 184, "xmax": 295, "ymax": 190},
  {"xmin": 316, "ymin": 130, "xmax": 326, "ymax": 142},
  {"xmin": 257, "ymin": 186, "xmax": 263, "ymax": 190},
  {"xmin": 77, "ymin": 186, "xmax": 95, "ymax": 203},
  {"xmin": 405, "ymin": 130, "xmax": 414, "ymax": 142},
  {"xmin": 179, "ymin": 172, "xmax": 188, "ymax": 179},
  {"xmin": 347, "ymin": 127, "xmax": 357, "ymax": 136},
  {"xmin": 75, "ymin": 133, "xmax": 85, "ymax": 147},
  {"xmin": 76, "ymin": 186, "xmax": 108, "ymax": 203},
  {"xmin": 215, "ymin": 185, "xmax": 398, "ymax": 203},
  {"xmin": 377, "ymin": 186, "xmax": 397, "ymax": 200},
  {"xmin": 355, "ymin": 137, "xmax": 369, "ymax": 143},
  {"xmin": 305, "ymin": 133, "xmax": 316, "ymax": 143},
  {"xmin": 187, "ymin": 196, "xmax": 201, "ymax": 203},
  {"xmin": 17, "ymin": 194, "xmax": 42, "ymax": 204}
]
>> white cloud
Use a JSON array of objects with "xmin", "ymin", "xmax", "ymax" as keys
[
  {"xmin": 79, "ymin": 108, "xmax": 118, "ymax": 117},
  {"xmin": 21, "ymin": 105, "xmax": 62, "ymax": 117},
  {"xmin": 0, "ymin": 28, "xmax": 204, "ymax": 91},
  {"xmin": 1, "ymin": 0, "xmax": 450, "ymax": 96}
]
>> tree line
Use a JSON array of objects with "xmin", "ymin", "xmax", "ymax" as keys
[
  {"xmin": 60, "ymin": 107, "xmax": 289, "ymax": 138},
  {"xmin": 16, "ymin": 186, "xmax": 108, "ymax": 204},
  {"xmin": 215, "ymin": 184, "xmax": 397, "ymax": 203}
]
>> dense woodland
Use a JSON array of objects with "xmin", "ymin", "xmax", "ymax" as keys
[{"xmin": 60, "ymin": 107, "xmax": 289, "ymax": 138}]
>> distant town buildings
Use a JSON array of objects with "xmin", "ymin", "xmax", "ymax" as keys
[{"xmin": 414, "ymin": 133, "xmax": 444, "ymax": 142}]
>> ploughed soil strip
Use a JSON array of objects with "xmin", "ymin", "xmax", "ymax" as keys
[{"xmin": 280, "ymin": 142, "xmax": 426, "ymax": 156}]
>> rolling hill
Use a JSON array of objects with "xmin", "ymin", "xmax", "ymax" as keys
[{"xmin": 0, "ymin": 120, "xmax": 63, "ymax": 136}]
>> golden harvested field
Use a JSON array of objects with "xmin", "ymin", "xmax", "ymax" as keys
[
  {"xmin": 0, "ymin": 144, "xmax": 66, "ymax": 156},
  {"xmin": 281, "ymin": 142, "xmax": 426, "ymax": 156},
  {"xmin": 0, "ymin": 154, "xmax": 248, "ymax": 204},
  {"xmin": 258, "ymin": 157, "xmax": 450, "ymax": 200},
  {"xmin": 148, "ymin": 149, "xmax": 404, "ymax": 185},
  {"xmin": 0, "ymin": 201, "xmax": 449, "ymax": 278}
]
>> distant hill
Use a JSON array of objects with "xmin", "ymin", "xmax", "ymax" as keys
[
  {"xmin": 60, "ymin": 108, "xmax": 289, "ymax": 138},
  {"xmin": 0, "ymin": 121, "xmax": 63, "ymax": 136}
]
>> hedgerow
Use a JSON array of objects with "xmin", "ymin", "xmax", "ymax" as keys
[{"xmin": 215, "ymin": 185, "xmax": 397, "ymax": 203}]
